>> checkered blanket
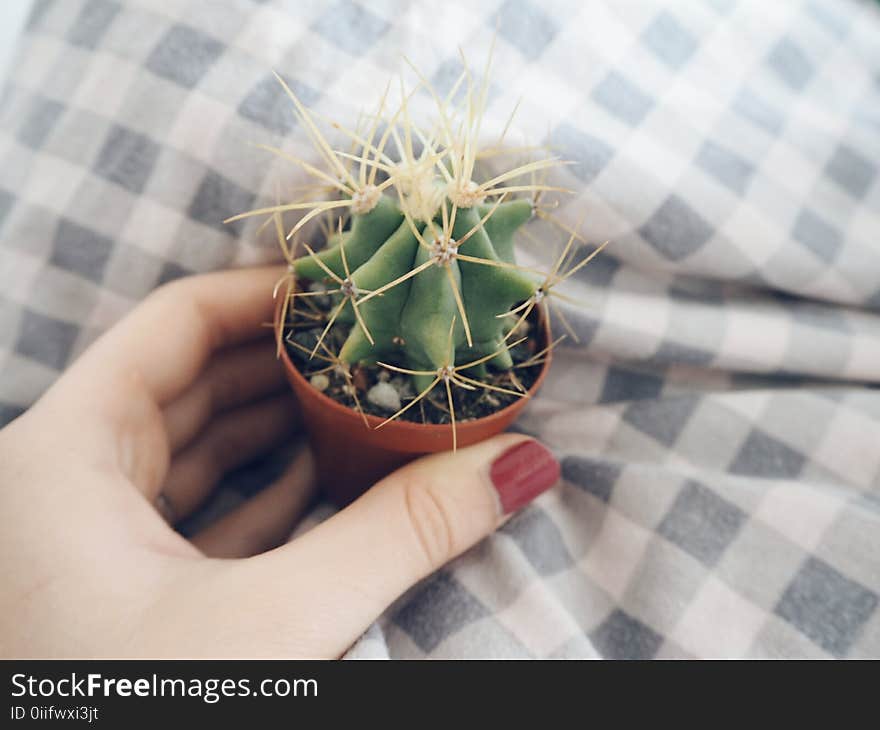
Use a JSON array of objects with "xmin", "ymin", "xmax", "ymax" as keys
[{"xmin": 1, "ymin": 0, "xmax": 879, "ymax": 659}]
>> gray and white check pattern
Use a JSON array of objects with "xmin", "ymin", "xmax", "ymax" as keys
[{"xmin": 1, "ymin": 0, "xmax": 879, "ymax": 658}]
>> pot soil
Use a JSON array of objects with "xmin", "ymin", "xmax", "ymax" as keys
[{"xmin": 276, "ymin": 296, "xmax": 552, "ymax": 507}]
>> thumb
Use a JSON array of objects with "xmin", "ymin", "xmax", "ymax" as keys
[{"xmin": 248, "ymin": 433, "xmax": 560, "ymax": 655}]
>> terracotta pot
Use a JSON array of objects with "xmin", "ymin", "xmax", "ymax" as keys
[{"xmin": 276, "ymin": 297, "xmax": 552, "ymax": 507}]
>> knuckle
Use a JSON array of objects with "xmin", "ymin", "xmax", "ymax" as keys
[
  {"xmin": 147, "ymin": 278, "xmax": 206, "ymax": 325},
  {"xmin": 148, "ymin": 278, "xmax": 188, "ymax": 307},
  {"xmin": 400, "ymin": 476, "xmax": 457, "ymax": 570}
]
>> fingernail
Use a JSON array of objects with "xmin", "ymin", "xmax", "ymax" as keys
[{"xmin": 490, "ymin": 440, "xmax": 560, "ymax": 514}]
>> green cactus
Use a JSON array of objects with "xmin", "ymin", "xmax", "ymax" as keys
[
  {"xmin": 227, "ymin": 58, "xmax": 605, "ymax": 437},
  {"xmin": 290, "ymin": 196, "xmax": 537, "ymax": 392}
]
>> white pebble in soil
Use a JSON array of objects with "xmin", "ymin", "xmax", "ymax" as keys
[
  {"xmin": 308, "ymin": 282, "xmax": 331, "ymax": 307},
  {"xmin": 511, "ymin": 317, "xmax": 531, "ymax": 337},
  {"xmin": 391, "ymin": 376, "xmax": 412, "ymax": 398},
  {"xmin": 367, "ymin": 381, "xmax": 401, "ymax": 412},
  {"xmin": 310, "ymin": 374, "xmax": 330, "ymax": 392}
]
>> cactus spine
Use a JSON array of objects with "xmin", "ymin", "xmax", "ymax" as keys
[{"xmin": 228, "ymin": 53, "xmax": 606, "ymax": 438}]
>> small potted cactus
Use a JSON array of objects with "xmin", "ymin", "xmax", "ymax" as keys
[{"xmin": 228, "ymin": 54, "xmax": 606, "ymax": 506}]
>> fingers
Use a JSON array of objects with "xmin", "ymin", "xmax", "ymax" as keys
[
  {"xmin": 236, "ymin": 435, "xmax": 560, "ymax": 656},
  {"xmin": 32, "ymin": 267, "xmax": 285, "ymax": 493},
  {"xmin": 157, "ymin": 393, "xmax": 299, "ymax": 517},
  {"xmin": 190, "ymin": 448, "xmax": 316, "ymax": 558},
  {"xmin": 57, "ymin": 267, "xmax": 284, "ymax": 411},
  {"xmin": 163, "ymin": 339, "xmax": 288, "ymax": 453}
]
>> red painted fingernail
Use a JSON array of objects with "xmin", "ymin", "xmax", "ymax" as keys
[{"xmin": 490, "ymin": 440, "xmax": 560, "ymax": 514}]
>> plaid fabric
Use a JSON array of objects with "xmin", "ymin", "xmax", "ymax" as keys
[{"xmin": 1, "ymin": 0, "xmax": 879, "ymax": 658}]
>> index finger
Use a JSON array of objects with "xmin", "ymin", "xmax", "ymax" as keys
[{"xmin": 63, "ymin": 266, "xmax": 285, "ymax": 407}]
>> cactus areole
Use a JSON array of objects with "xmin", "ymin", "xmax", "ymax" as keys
[
  {"xmin": 292, "ymin": 194, "xmax": 539, "ymax": 393},
  {"xmin": 228, "ymin": 51, "xmax": 607, "ymax": 483}
]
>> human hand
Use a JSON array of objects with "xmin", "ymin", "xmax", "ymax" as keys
[{"xmin": 0, "ymin": 267, "xmax": 560, "ymax": 657}]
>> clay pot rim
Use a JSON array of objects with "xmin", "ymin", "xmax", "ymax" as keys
[{"xmin": 276, "ymin": 298, "xmax": 552, "ymax": 435}]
